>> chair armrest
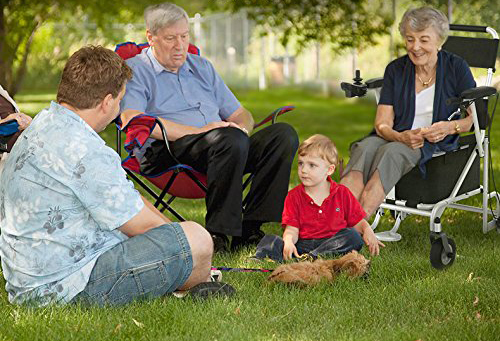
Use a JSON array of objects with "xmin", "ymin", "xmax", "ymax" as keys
[
  {"xmin": 0, "ymin": 120, "xmax": 19, "ymax": 136},
  {"xmin": 253, "ymin": 106, "xmax": 295, "ymax": 129},
  {"xmin": 460, "ymin": 86, "xmax": 497, "ymax": 101},
  {"xmin": 154, "ymin": 118, "xmax": 182, "ymax": 165}
]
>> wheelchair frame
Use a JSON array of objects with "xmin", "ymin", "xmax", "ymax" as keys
[{"xmin": 342, "ymin": 24, "xmax": 500, "ymax": 269}]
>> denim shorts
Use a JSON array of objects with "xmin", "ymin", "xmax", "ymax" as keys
[{"xmin": 72, "ymin": 222, "xmax": 192, "ymax": 306}]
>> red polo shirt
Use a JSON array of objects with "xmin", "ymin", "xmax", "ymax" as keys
[{"xmin": 282, "ymin": 177, "xmax": 366, "ymax": 239}]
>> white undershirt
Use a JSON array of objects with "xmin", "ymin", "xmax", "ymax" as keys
[{"xmin": 412, "ymin": 83, "xmax": 435, "ymax": 130}]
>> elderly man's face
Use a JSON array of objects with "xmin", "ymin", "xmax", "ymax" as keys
[
  {"xmin": 147, "ymin": 19, "xmax": 190, "ymax": 73},
  {"xmin": 404, "ymin": 25, "xmax": 441, "ymax": 68}
]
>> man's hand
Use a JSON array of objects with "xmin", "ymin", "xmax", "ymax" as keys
[
  {"xmin": 362, "ymin": 227, "xmax": 385, "ymax": 256},
  {"xmin": 283, "ymin": 239, "xmax": 300, "ymax": 261},
  {"xmin": 199, "ymin": 121, "xmax": 248, "ymax": 135},
  {"xmin": 421, "ymin": 121, "xmax": 453, "ymax": 143},
  {"xmin": 399, "ymin": 128, "xmax": 424, "ymax": 149}
]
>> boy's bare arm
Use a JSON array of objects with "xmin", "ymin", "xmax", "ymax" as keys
[
  {"xmin": 283, "ymin": 225, "xmax": 300, "ymax": 260},
  {"xmin": 353, "ymin": 219, "xmax": 385, "ymax": 256}
]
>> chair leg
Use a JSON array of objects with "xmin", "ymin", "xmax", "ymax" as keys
[{"xmin": 241, "ymin": 174, "xmax": 254, "ymax": 211}]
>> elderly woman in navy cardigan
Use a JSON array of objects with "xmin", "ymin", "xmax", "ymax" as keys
[{"xmin": 340, "ymin": 7, "xmax": 476, "ymax": 216}]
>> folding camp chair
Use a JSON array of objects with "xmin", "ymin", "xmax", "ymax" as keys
[
  {"xmin": 115, "ymin": 42, "xmax": 295, "ymax": 221},
  {"xmin": 340, "ymin": 24, "xmax": 500, "ymax": 269}
]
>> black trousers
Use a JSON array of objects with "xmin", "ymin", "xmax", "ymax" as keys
[{"xmin": 141, "ymin": 123, "xmax": 299, "ymax": 236}]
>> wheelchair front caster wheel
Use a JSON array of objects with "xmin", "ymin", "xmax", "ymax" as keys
[{"xmin": 430, "ymin": 237, "xmax": 456, "ymax": 270}]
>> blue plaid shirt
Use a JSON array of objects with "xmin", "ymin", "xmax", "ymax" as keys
[{"xmin": 0, "ymin": 102, "xmax": 143, "ymax": 305}]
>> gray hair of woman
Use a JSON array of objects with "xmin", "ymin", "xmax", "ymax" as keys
[
  {"xmin": 399, "ymin": 7, "xmax": 450, "ymax": 44},
  {"xmin": 144, "ymin": 2, "xmax": 189, "ymax": 35}
]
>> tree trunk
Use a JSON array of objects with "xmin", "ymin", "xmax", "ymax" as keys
[
  {"xmin": 10, "ymin": 20, "xmax": 41, "ymax": 97},
  {"xmin": 0, "ymin": 1, "xmax": 10, "ymax": 90}
]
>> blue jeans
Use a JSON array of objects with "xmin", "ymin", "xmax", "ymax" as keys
[
  {"xmin": 255, "ymin": 228, "xmax": 364, "ymax": 262},
  {"xmin": 71, "ymin": 223, "xmax": 192, "ymax": 306}
]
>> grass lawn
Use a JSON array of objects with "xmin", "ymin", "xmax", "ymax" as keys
[{"xmin": 1, "ymin": 88, "xmax": 499, "ymax": 341}]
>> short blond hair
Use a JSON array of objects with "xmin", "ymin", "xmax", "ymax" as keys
[{"xmin": 298, "ymin": 134, "xmax": 338, "ymax": 166}]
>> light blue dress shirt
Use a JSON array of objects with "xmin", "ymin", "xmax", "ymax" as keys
[
  {"xmin": 120, "ymin": 47, "xmax": 241, "ymax": 127},
  {"xmin": 0, "ymin": 102, "xmax": 144, "ymax": 305}
]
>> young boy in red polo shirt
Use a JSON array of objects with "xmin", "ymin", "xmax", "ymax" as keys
[{"xmin": 254, "ymin": 134, "xmax": 384, "ymax": 262}]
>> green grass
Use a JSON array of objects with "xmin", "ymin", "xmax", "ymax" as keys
[{"xmin": 2, "ymin": 88, "xmax": 499, "ymax": 341}]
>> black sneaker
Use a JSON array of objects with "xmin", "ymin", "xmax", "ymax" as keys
[
  {"xmin": 230, "ymin": 229, "xmax": 265, "ymax": 251},
  {"xmin": 211, "ymin": 233, "xmax": 229, "ymax": 253},
  {"xmin": 188, "ymin": 282, "xmax": 236, "ymax": 299}
]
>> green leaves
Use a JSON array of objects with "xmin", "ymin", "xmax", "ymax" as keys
[{"xmin": 214, "ymin": 0, "xmax": 394, "ymax": 53}]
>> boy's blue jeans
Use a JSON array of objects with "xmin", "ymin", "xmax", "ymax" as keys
[{"xmin": 255, "ymin": 228, "xmax": 364, "ymax": 262}]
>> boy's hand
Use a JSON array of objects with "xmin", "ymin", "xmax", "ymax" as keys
[
  {"xmin": 283, "ymin": 240, "xmax": 300, "ymax": 261},
  {"xmin": 363, "ymin": 228, "xmax": 385, "ymax": 256}
]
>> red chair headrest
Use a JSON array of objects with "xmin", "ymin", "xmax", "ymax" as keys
[{"xmin": 115, "ymin": 42, "xmax": 200, "ymax": 60}]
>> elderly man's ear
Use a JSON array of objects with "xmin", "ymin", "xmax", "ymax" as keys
[{"xmin": 146, "ymin": 30, "xmax": 154, "ymax": 46}]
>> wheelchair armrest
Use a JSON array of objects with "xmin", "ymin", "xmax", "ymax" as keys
[
  {"xmin": 365, "ymin": 77, "xmax": 383, "ymax": 89},
  {"xmin": 460, "ymin": 86, "xmax": 497, "ymax": 101}
]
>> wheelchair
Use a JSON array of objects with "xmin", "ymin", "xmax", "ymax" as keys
[{"xmin": 341, "ymin": 24, "xmax": 500, "ymax": 269}]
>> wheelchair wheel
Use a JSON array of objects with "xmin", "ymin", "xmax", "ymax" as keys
[{"xmin": 430, "ymin": 237, "xmax": 456, "ymax": 270}]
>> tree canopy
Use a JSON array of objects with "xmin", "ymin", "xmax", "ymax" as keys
[
  {"xmin": 212, "ymin": 0, "xmax": 394, "ymax": 52},
  {"xmin": 0, "ymin": 0, "xmax": 205, "ymax": 96}
]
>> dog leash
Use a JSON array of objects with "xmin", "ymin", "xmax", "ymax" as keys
[{"xmin": 211, "ymin": 266, "xmax": 273, "ymax": 273}]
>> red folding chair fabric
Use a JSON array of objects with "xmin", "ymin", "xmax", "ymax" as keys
[
  {"xmin": 119, "ymin": 114, "xmax": 207, "ymax": 199},
  {"xmin": 115, "ymin": 42, "xmax": 200, "ymax": 59}
]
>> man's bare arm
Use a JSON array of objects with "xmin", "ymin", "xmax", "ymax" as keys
[
  {"xmin": 118, "ymin": 196, "xmax": 169, "ymax": 237},
  {"xmin": 226, "ymin": 106, "xmax": 255, "ymax": 135}
]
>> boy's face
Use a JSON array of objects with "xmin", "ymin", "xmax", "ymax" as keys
[{"xmin": 297, "ymin": 153, "xmax": 335, "ymax": 188}]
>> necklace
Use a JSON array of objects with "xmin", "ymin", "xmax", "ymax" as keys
[{"xmin": 417, "ymin": 74, "xmax": 433, "ymax": 87}]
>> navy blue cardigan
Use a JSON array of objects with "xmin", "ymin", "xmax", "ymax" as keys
[{"xmin": 378, "ymin": 49, "xmax": 476, "ymax": 176}]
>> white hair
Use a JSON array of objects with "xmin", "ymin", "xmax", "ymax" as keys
[
  {"xmin": 144, "ymin": 2, "xmax": 189, "ymax": 35},
  {"xmin": 399, "ymin": 7, "xmax": 449, "ymax": 44}
]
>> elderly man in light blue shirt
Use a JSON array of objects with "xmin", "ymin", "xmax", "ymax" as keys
[
  {"xmin": 0, "ymin": 46, "xmax": 233, "ymax": 306},
  {"xmin": 121, "ymin": 3, "xmax": 299, "ymax": 251}
]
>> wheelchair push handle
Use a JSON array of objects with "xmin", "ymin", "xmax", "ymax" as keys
[{"xmin": 449, "ymin": 24, "xmax": 488, "ymax": 33}]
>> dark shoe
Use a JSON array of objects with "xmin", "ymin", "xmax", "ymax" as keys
[
  {"xmin": 211, "ymin": 233, "xmax": 229, "ymax": 253},
  {"xmin": 188, "ymin": 282, "xmax": 236, "ymax": 299},
  {"xmin": 230, "ymin": 229, "xmax": 265, "ymax": 251}
]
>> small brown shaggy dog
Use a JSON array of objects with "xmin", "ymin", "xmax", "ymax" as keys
[{"xmin": 268, "ymin": 251, "xmax": 370, "ymax": 286}]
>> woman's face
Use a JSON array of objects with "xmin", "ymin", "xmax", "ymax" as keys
[{"xmin": 404, "ymin": 25, "xmax": 441, "ymax": 68}]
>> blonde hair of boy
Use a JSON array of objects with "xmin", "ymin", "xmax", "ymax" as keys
[{"xmin": 298, "ymin": 134, "xmax": 338, "ymax": 167}]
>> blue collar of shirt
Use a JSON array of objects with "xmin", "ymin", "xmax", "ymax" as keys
[
  {"xmin": 49, "ymin": 101, "xmax": 103, "ymax": 142},
  {"xmin": 146, "ymin": 47, "xmax": 193, "ymax": 75}
]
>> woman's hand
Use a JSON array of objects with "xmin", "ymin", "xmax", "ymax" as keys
[
  {"xmin": 399, "ymin": 128, "xmax": 424, "ymax": 149},
  {"xmin": 421, "ymin": 121, "xmax": 453, "ymax": 143},
  {"xmin": 1, "ymin": 112, "xmax": 32, "ymax": 130},
  {"xmin": 283, "ymin": 240, "xmax": 300, "ymax": 261}
]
